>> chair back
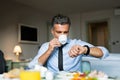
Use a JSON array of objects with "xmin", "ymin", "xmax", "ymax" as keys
[
  {"xmin": 81, "ymin": 61, "xmax": 91, "ymax": 74},
  {"xmin": 0, "ymin": 50, "xmax": 6, "ymax": 74}
]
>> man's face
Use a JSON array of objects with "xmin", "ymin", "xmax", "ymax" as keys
[{"xmin": 51, "ymin": 24, "xmax": 70, "ymax": 39}]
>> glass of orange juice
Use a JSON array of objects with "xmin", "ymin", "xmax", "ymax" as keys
[{"xmin": 20, "ymin": 70, "xmax": 41, "ymax": 80}]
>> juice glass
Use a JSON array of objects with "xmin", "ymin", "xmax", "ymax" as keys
[{"xmin": 20, "ymin": 70, "xmax": 41, "ymax": 80}]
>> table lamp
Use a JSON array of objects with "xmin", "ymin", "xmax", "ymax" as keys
[{"xmin": 13, "ymin": 45, "xmax": 22, "ymax": 61}]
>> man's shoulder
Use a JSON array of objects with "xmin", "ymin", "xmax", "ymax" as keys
[
  {"xmin": 41, "ymin": 42, "xmax": 49, "ymax": 47},
  {"xmin": 68, "ymin": 38, "xmax": 89, "ymax": 46},
  {"xmin": 69, "ymin": 38, "xmax": 82, "ymax": 43}
]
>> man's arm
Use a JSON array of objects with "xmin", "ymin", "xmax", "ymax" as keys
[
  {"xmin": 89, "ymin": 47, "xmax": 103, "ymax": 58},
  {"xmin": 38, "ymin": 38, "xmax": 61, "ymax": 65},
  {"xmin": 38, "ymin": 48, "xmax": 53, "ymax": 65},
  {"xmin": 68, "ymin": 45, "xmax": 104, "ymax": 58}
]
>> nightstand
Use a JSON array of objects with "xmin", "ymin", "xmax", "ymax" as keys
[
  {"xmin": 12, "ymin": 61, "xmax": 29, "ymax": 69},
  {"xmin": 6, "ymin": 60, "xmax": 12, "ymax": 71}
]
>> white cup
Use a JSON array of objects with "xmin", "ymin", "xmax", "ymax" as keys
[
  {"xmin": 34, "ymin": 65, "xmax": 48, "ymax": 77},
  {"xmin": 45, "ymin": 70, "xmax": 54, "ymax": 80},
  {"xmin": 58, "ymin": 35, "xmax": 67, "ymax": 45}
]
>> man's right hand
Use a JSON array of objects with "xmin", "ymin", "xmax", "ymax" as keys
[
  {"xmin": 48, "ymin": 38, "xmax": 61, "ymax": 51},
  {"xmin": 38, "ymin": 38, "xmax": 61, "ymax": 65}
]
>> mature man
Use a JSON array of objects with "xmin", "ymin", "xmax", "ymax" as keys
[{"xmin": 28, "ymin": 14, "xmax": 109, "ymax": 73}]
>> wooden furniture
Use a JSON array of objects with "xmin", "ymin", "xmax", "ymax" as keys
[
  {"xmin": 12, "ymin": 61, "xmax": 29, "ymax": 69},
  {"xmin": 6, "ymin": 60, "xmax": 12, "ymax": 72},
  {"xmin": 6, "ymin": 60, "xmax": 29, "ymax": 71}
]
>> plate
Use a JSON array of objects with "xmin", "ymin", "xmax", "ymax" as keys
[{"xmin": 54, "ymin": 71, "xmax": 73, "ymax": 80}]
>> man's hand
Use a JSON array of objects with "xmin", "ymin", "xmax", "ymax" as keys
[
  {"xmin": 38, "ymin": 38, "xmax": 61, "ymax": 65},
  {"xmin": 68, "ymin": 45, "xmax": 87, "ymax": 58},
  {"xmin": 49, "ymin": 38, "xmax": 61, "ymax": 51}
]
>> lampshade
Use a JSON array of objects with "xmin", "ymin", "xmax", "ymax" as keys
[
  {"xmin": 13, "ymin": 45, "xmax": 22, "ymax": 55},
  {"xmin": 13, "ymin": 45, "xmax": 22, "ymax": 62}
]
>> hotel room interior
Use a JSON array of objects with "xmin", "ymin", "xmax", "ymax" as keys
[{"xmin": 0, "ymin": 0, "xmax": 120, "ymax": 78}]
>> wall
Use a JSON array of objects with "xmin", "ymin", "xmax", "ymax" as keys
[
  {"xmin": 0, "ymin": 0, "xmax": 49, "ymax": 61},
  {"xmin": 80, "ymin": 10, "xmax": 120, "ymax": 52},
  {"xmin": 68, "ymin": 14, "xmax": 81, "ymax": 39}
]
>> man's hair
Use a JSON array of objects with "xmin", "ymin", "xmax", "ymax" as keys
[{"xmin": 51, "ymin": 14, "xmax": 71, "ymax": 27}]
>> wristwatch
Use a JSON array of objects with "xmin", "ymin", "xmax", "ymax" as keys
[{"xmin": 84, "ymin": 45, "xmax": 90, "ymax": 56}]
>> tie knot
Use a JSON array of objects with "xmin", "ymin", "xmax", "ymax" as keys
[{"xmin": 59, "ymin": 43, "xmax": 67, "ymax": 49}]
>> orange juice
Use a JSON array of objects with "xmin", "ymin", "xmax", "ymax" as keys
[{"xmin": 20, "ymin": 70, "xmax": 41, "ymax": 80}]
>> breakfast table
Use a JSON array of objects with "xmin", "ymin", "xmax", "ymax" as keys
[
  {"xmin": 0, "ymin": 66, "xmax": 119, "ymax": 80},
  {"xmin": 0, "ymin": 76, "xmax": 119, "ymax": 80},
  {"xmin": 0, "ymin": 73, "xmax": 120, "ymax": 80}
]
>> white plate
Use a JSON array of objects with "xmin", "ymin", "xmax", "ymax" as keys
[{"xmin": 0, "ymin": 74, "xmax": 3, "ymax": 79}]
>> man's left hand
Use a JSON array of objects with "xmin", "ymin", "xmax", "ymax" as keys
[{"xmin": 68, "ymin": 45, "xmax": 87, "ymax": 58}]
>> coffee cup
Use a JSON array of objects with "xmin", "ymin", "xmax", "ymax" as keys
[{"xmin": 58, "ymin": 35, "xmax": 67, "ymax": 45}]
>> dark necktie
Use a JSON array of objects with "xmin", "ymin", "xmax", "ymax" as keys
[{"xmin": 58, "ymin": 45, "xmax": 64, "ymax": 71}]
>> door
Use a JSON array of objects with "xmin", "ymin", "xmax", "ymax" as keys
[{"xmin": 88, "ymin": 21, "xmax": 109, "ymax": 50}]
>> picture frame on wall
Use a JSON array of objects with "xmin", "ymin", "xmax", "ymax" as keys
[{"xmin": 18, "ymin": 24, "xmax": 39, "ymax": 44}]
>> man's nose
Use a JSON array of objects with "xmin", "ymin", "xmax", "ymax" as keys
[{"xmin": 61, "ymin": 33, "xmax": 65, "ymax": 35}]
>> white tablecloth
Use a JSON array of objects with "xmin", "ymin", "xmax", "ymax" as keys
[{"xmin": 0, "ymin": 74, "xmax": 119, "ymax": 80}]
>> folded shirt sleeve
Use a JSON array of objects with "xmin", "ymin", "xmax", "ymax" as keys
[{"xmin": 96, "ymin": 46, "xmax": 109, "ymax": 59}]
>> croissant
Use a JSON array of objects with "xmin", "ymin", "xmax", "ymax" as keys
[{"xmin": 3, "ymin": 68, "xmax": 24, "ymax": 78}]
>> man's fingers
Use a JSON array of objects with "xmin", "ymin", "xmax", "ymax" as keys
[{"xmin": 69, "ymin": 49, "xmax": 78, "ymax": 57}]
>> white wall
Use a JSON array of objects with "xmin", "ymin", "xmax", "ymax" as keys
[
  {"xmin": 80, "ymin": 10, "xmax": 120, "ymax": 52},
  {"xmin": 68, "ymin": 14, "xmax": 81, "ymax": 39},
  {"xmin": 110, "ymin": 16, "xmax": 120, "ymax": 52},
  {"xmin": 0, "ymin": 0, "xmax": 49, "ymax": 61}
]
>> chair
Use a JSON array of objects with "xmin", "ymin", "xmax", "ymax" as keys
[
  {"xmin": 81, "ymin": 60, "xmax": 91, "ymax": 74},
  {"xmin": 0, "ymin": 50, "xmax": 6, "ymax": 74}
]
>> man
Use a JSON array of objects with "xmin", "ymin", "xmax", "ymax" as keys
[{"xmin": 28, "ymin": 14, "xmax": 109, "ymax": 73}]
